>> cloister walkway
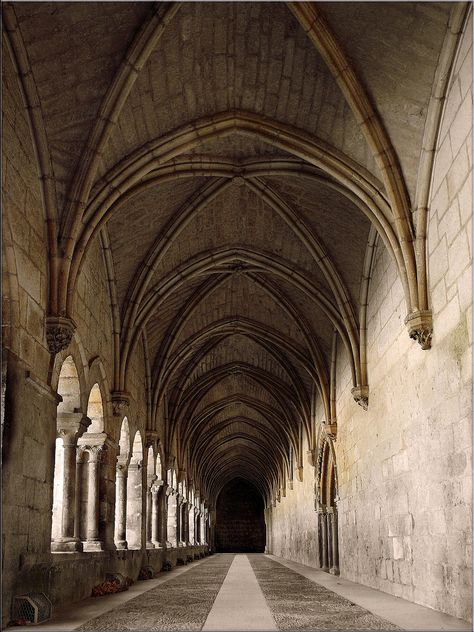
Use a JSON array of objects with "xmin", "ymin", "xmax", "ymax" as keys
[{"xmin": 13, "ymin": 554, "xmax": 470, "ymax": 632}]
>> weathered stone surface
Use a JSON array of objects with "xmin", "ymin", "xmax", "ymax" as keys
[{"xmin": 1, "ymin": 2, "xmax": 472, "ymax": 628}]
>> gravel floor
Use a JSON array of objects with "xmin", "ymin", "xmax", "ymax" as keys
[
  {"xmin": 77, "ymin": 555, "xmax": 234, "ymax": 631},
  {"xmin": 248, "ymin": 555, "xmax": 401, "ymax": 631}
]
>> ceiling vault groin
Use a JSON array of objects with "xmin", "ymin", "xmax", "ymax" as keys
[{"xmin": 8, "ymin": 0, "xmax": 460, "ymax": 507}]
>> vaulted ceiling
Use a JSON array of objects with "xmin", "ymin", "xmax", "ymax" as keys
[{"xmin": 5, "ymin": 1, "xmax": 454, "ymax": 504}]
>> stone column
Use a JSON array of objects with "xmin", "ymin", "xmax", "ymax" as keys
[
  {"xmin": 189, "ymin": 505, "xmax": 195, "ymax": 545},
  {"xmin": 151, "ymin": 482, "xmax": 161, "ymax": 547},
  {"xmin": 159, "ymin": 482, "xmax": 168, "ymax": 546},
  {"xmin": 182, "ymin": 501, "xmax": 189, "ymax": 545},
  {"xmin": 167, "ymin": 489, "xmax": 177, "ymax": 547},
  {"xmin": 177, "ymin": 496, "xmax": 184, "ymax": 546},
  {"xmin": 52, "ymin": 414, "xmax": 90, "ymax": 552},
  {"xmin": 74, "ymin": 449, "xmax": 84, "ymax": 541},
  {"xmin": 326, "ymin": 512, "xmax": 333, "ymax": 571},
  {"xmin": 146, "ymin": 475, "xmax": 156, "ymax": 548},
  {"xmin": 319, "ymin": 511, "xmax": 329, "ymax": 571},
  {"xmin": 195, "ymin": 510, "xmax": 200, "ymax": 544},
  {"xmin": 329, "ymin": 510, "xmax": 340, "ymax": 575},
  {"xmin": 114, "ymin": 464, "xmax": 128, "ymax": 549},
  {"xmin": 202, "ymin": 508, "xmax": 207, "ymax": 544},
  {"xmin": 84, "ymin": 445, "xmax": 104, "ymax": 551},
  {"xmin": 264, "ymin": 507, "xmax": 272, "ymax": 554}
]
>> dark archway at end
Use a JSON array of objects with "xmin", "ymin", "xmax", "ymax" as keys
[{"xmin": 215, "ymin": 478, "xmax": 266, "ymax": 553}]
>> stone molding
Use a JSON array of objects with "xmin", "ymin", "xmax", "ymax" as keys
[
  {"xmin": 404, "ymin": 309, "xmax": 433, "ymax": 350},
  {"xmin": 45, "ymin": 316, "xmax": 76, "ymax": 355}
]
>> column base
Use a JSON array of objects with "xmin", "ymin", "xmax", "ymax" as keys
[
  {"xmin": 51, "ymin": 539, "xmax": 83, "ymax": 553},
  {"xmin": 329, "ymin": 567, "xmax": 340, "ymax": 575},
  {"xmin": 152, "ymin": 541, "xmax": 164, "ymax": 549},
  {"xmin": 83, "ymin": 540, "xmax": 105, "ymax": 552},
  {"xmin": 146, "ymin": 541, "xmax": 155, "ymax": 549},
  {"xmin": 115, "ymin": 540, "xmax": 128, "ymax": 550}
]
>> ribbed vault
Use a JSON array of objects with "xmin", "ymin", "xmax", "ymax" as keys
[{"xmin": 4, "ymin": 0, "xmax": 458, "ymax": 510}]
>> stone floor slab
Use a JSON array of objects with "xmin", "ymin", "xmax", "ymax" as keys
[{"xmin": 203, "ymin": 555, "xmax": 277, "ymax": 631}]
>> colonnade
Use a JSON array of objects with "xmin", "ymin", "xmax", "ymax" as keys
[{"xmin": 52, "ymin": 424, "xmax": 210, "ymax": 554}]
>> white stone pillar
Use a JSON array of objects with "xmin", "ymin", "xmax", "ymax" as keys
[
  {"xmin": 52, "ymin": 414, "xmax": 90, "ymax": 552},
  {"xmin": 189, "ymin": 505, "xmax": 195, "ymax": 545},
  {"xmin": 114, "ymin": 464, "xmax": 128, "ymax": 549},
  {"xmin": 167, "ymin": 489, "xmax": 177, "ymax": 547},
  {"xmin": 146, "ymin": 475, "xmax": 156, "ymax": 548},
  {"xmin": 84, "ymin": 445, "xmax": 104, "ymax": 551},
  {"xmin": 73, "ymin": 449, "xmax": 84, "ymax": 542}
]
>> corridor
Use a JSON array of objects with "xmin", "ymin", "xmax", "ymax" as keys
[{"xmin": 13, "ymin": 555, "xmax": 470, "ymax": 632}]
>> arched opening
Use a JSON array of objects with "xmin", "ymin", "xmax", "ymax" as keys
[
  {"xmin": 51, "ymin": 356, "xmax": 84, "ymax": 552},
  {"xmin": 215, "ymin": 478, "xmax": 266, "ymax": 553},
  {"xmin": 86, "ymin": 383, "xmax": 104, "ymax": 433},
  {"xmin": 114, "ymin": 417, "xmax": 130, "ymax": 549},
  {"xmin": 126, "ymin": 430, "xmax": 143, "ymax": 549},
  {"xmin": 318, "ymin": 440, "xmax": 339, "ymax": 575}
]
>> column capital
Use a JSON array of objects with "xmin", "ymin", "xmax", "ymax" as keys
[
  {"xmin": 405, "ymin": 309, "xmax": 433, "ymax": 350},
  {"xmin": 147, "ymin": 473, "xmax": 158, "ymax": 487},
  {"xmin": 111, "ymin": 391, "xmax": 130, "ymax": 417},
  {"xmin": 145, "ymin": 430, "xmax": 159, "ymax": 446},
  {"xmin": 57, "ymin": 412, "xmax": 91, "ymax": 444},
  {"xmin": 46, "ymin": 315, "xmax": 76, "ymax": 355},
  {"xmin": 77, "ymin": 432, "xmax": 117, "ymax": 450},
  {"xmin": 351, "ymin": 385, "xmax": 369, "ymax": 410}
]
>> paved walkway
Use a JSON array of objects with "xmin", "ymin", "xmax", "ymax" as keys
[{"xmin": 10, "ymin": 554, "xmax": 471, "ymax": 631}]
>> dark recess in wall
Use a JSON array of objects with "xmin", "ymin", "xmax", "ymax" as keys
[{"xmin": 215, "ymin": 478, "xmax": 266, "ymax": 553}]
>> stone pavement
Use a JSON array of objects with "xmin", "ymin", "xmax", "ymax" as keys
[{"xmin": 11, "ymin": 554, "xmax": 472, "ymax": 631}]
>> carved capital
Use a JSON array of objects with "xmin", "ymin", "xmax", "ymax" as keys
[
  {"xmin": 111, "ymin": 391, "xmax": 130, "ymax": 416},
  {"xmin": 46, "ymin": 316, "xmax": 76, "ymax": 355},
  {"xmin": 87, "ymin": 444, "xmax": 105, "ymax": 463},
  {"xmin": 405, "ymin": 310, "xmax": 433, "ymax": 350},
  {"xmin": 145, "ymin": 430, "xmax": 159, "ymax": 447},
  {"xmin": 57, "ymin": 412, "xmax": 91, "ymax": 444},
  {"xmin": 351, "ymin": 385, "xmax": 369, "ymax": 410}
]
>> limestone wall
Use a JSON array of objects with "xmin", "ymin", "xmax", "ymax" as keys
[
  {"xmin": 269, "ymin": 14, "xmax": 472, "ymax": 622},
  {"xmin": 269, "ymin": 432, "xmax": 320, "ymax": 568},
  {"xmin": 2, "ymin": 36, "xmax": 56, "ymax": 623}
]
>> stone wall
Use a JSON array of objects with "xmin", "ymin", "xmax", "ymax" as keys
[
  {"xmin": 269, "ymin": 434, "xmax": 320, "ymax": 568},
  {"xmin": 268, "ymin": 14, "xmax": 472, "ymax": 622}
]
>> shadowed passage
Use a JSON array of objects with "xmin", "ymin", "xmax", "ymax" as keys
[{"xmin": 215, "ymin": 479, "xmax": 266, "ymax": 553}]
